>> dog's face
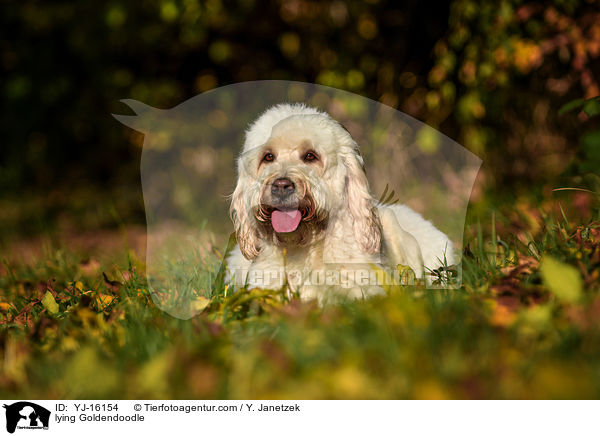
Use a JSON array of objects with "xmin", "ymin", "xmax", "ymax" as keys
[
  {"xmin": 231, "ymin": 111, "xmax": 381, "ymax": 260},
  {"xmin": 255, "ymin": 117, "xmax": 344, "ymax": 247}
]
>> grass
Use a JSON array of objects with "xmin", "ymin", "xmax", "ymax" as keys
[{"xmin": 0, "ymin": 194, "xmax": 599, "ymax": 399}]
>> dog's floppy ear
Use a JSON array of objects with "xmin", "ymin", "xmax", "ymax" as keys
[
  {"xmin": 342, "ymin": 142, "xmax": 382, "ymax": 255},
  {"xmin": 230, "ymin": 173, "xmax": 260, "ymax": 260}
]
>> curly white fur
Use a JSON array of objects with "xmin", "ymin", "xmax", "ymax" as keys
[{"xmin": 227, "ymin": 103, "xmax": 455, "ymax": 300}]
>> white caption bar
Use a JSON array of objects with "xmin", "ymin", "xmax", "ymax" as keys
[{"xmin": 0, "ymin": 400, "xmax": 597, "ymax": 435}]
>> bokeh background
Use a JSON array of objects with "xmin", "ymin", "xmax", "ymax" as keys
[
  {"xmin": 1, "ymin": 0, "xmax": 600, "ymax": 400},
  {"xmin": 1, "ymin": 0, "xmax": 599, "ymax": 247}
]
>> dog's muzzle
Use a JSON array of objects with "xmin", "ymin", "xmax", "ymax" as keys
[
  {"xmin": 256, "ymin": 176, "xmax": 324, "ymax": 235},
  {"xmin": 268, "ymin": 178, "xmax": 300, "ymax": 233}
]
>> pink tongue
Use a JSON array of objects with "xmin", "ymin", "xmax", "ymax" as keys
[{"xmin": 271, "ymin": 209, "xmax": 302, "ymax": 233}]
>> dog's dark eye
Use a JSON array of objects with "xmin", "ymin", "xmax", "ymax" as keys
[
  {"xmin": 303, "ymin": 151, "xmax": 318, "ymax": 162},
  {"xmin": 263, "ymin": 152, "xmax": 275, "ymax": 162}
]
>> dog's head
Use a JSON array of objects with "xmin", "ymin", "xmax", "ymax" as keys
[{"xmin": 230, "ymin": 104, "xmax": 381, "ymax": 260}]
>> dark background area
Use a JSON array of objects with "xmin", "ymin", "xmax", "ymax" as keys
[{"xmin": 1, "ymin": 0, "xmax": 599, "ymax": 239}]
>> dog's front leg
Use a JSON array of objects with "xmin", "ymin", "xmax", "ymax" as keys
[{"xmin": 378, "ymin": 207, "xmax": 424, "ymax": 279}]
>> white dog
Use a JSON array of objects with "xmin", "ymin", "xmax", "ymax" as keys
[{"xmin": 227, "ymin": 103, "xmax": 455, "ymax": 300}]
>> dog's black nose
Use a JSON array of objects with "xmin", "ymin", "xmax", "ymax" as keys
[{"xmin": 271, "ymin": 178, "xmax": 295, "ymax": 198}]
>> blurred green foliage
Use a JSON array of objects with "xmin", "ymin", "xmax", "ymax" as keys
[
  {"xmin": 2, "ymin": 0, "xmax": 597, "ymax": 202},
  {"xmin": 0, "ymin": 0, "xmax": 449, "ymax": 195},
  {"xmin": 559, "ymin": 95, "xmax": 600, "ymax": 174},
  {"xmin": 424, "ymin": 0, "xmax": 600, "ymax": 189}
]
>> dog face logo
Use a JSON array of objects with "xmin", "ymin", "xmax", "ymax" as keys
[{"xmin": 3, "ymin": 402, "xmax": 50, "ymax": 433}]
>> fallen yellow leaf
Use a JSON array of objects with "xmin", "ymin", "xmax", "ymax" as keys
[
  {"xmin": 191, "ymin": 296, "xmax": 210, "ymax": 312},
  {"xmin": 41, "ymin": 291, "xmax": 59, "ymax": 315},
  {"xmin": 95, "ymin": 294, "xmax": 115, "ymax": 308},
  {"xmin": 540, "ymin": 257, "xmax": 583, "ymax": 304}
]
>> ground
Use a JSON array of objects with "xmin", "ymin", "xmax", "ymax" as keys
[{"xmin": 0, "ymin": 191, "xmax": 599, "ymax": 399}]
